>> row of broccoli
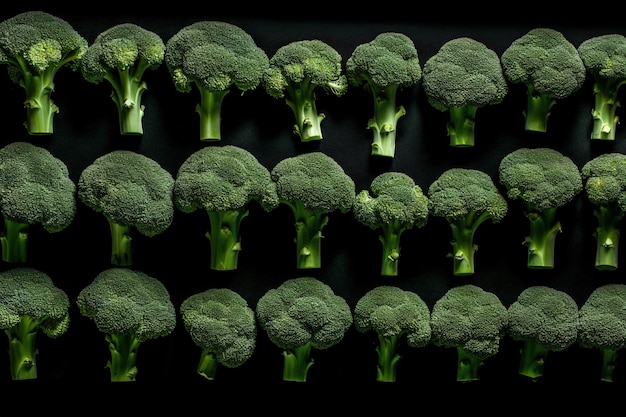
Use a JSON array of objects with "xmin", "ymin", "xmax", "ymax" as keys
[{"xmin": 1, "ymin": 11, "xmax": 625, "ymax": 158}]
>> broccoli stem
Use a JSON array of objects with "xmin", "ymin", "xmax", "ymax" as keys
[
  {"xmin": 369, "ymin": 85, "xmax": 405, "ymax": 158},
  {"xmin": 525, "ymin": 208, "xmax": 560, "ymax": 269},
  {"xmin": 518, "ymin": 339, "xmax": 550, "ymax": 380},
  {"xmin": 205, "ymin": 209, "xmax": 248, "ymax": 271},
  {"xmin": 447, "ymin": 105, "xmax": 477, "ymax": 147},
  {"xmin": 375, "ymin": 333, "xmax": 401, "ymax": 383},
  {"xmin": 21, "ymin": 70, "xmax": 57, "ymax": 135},
  {"xmin": 196, "ymin": 349, "xmax": 219, "ymax": 380},
  {"xmin": 282, "ymin": 342, "xmax": 313, "ymax": 382},
  {"xmin": 456, "ymin": 347, "xmax": 482, "ymax": 382},
  {"xmin": 108, "ymin": 219, "xmax": 133, "ymax": 266},
  {"xmin": 448, "ymin": 212, "xmax": 490, "ymax": 276},
  {"xmin": 379, "ymin": 223, "xmax": 404, "ymax": 276},
  {"xmin": 284, "ymin": 78, "xmax": 324, "ymax": 142},
  {"xmin": 293, "ymin": 212, "xmax": 327, "ymax": 269},
  {"xmin": 0, "ymin": 217, "xmax": 29, "ymax": 263},
  {"xmin": 197, "ymin": 88, "xmax": 228, "ymax": 141},
  {"xmin": 106, "ymin": 333, "xmax": 141, "ymax": 382},
  {"xmin": 523, "ymin": 85, "xmax": 555, "ymax": 133},
  {"xmin": 105, "ymin": 70, "xmax": 147, "ymax": 135},
  {"xmin": 589, "ymin": 79, "xmax": 626, "ymax": 140},
  {"xmin": 593, "ymin": 205, "xmax": 623, "ymax": 271},
  {"xmin": 5, "ymin": 315, "xmax": 41, "ymax": 380},
  {"xmin": 599, "ymin": 348, "xmax": 620, "ymax": 383}
]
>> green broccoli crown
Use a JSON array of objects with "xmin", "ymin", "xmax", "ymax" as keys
[
  {"xmin": 180, "ymin": 288, "xmax": 256, "ymax": 368},
  {"xmin": 578, "ymin": 34, "xmax": 626, "ymax": 81},
  {"xmin": 0, "ymin": 141, "xmax": 76, "ymax": 232},
  {"xmin": 76, "ymin": 267, "xmax": 176, "ymax": 342},
  {"xmin": 421, "ymin": 37, "xmax": 508, "ymax": 111},
  {"xmin": 354, "ymin": 285, "xmax": 431, "ymax": 348},
  {"xmin": 578, "ymin": 284, "xmax": 626, "ymax": 350},
  {"xmin": 164, "ymin": 20, "xmax": 269, "ymax": 94},
  {"xmin": 581, "ymin": 152, "xmax": 626, "ymax": 210},
  {"xmin": 430, "ymin": 284, "xmax": 508, "ymax": 360},
  {"xmin": 256, "ymin": 277, "xmax": 353, "ymax": 351},
  {"xmin": 77, "ymin": 150, "xmax": 175, "ymax": 237},
  {"xmin": 507, "ymin": 285, "xmax": 579, "ymax": 351},
  {"xmin": 0, "ymin": 267, "xmax": 69, "ymax": 338},
  {"xmin": 501, "ymin": 28, "xmax": 586, "ymax": 99},
  {"xmin": 498, "ymin": 147, "xmax": 583, "ymax": 212}
]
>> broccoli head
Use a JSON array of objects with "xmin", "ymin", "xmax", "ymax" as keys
[
  {"xmin": 77, "ymin": 150, "xmax": 175, "ymax": 267},
  {"xmin": 165, "ymin": 20, "xmax": 269, "ymax": 141},
  {"xmin": 0, "ymin": 11, "xmax": 88, "ymax": 135},
  {"xmin": 346, "ymin": 32, "xmax": 422, "ymax": 158},
  {"xmin": 256, "ymin": 276, "xmax": 353, "ymax": 382},
  {"xmin": 421, "ymin": 37, "xmax": 508, "ymax": 147},
  {"xmin": 501, "ymin": 28, "xmax": 586, "ymax": 133},
  {"xmin": 0, "ymin": 267, "xmax": 69, "ymax": 380},
  {"xmin": 270, "ymin": 151, "xmax": 355, "ymax": 269},
  {"xmin": 353, "ymin": 171, "xmax": 429, "ymax": 276},
  {"xmin": 80, "ymin": 23, "xmax": 166, "ymax": 135},
  {"xmin": 76, "ymin": 267, "xmax": 177, "ymax": 382},
  {"xmin": 262, "ymin": 39, "xmax": 348, "ymax": 142},
  {"xmin": 353, "ymin": 285, "xmax": 431, "ymax": 383}
]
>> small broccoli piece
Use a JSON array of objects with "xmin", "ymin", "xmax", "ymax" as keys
[
  {"xmin": 270, "ymin": 152, "xmax": 355, "ymax": 269},
  {"xmin": 421, "ymin": 37, "xmax": 508, "ymax": 147},
  {"xmin": 427, "ymin": 168, "xmax": 508, "ymax": 276},
  {"xmin": 77, "ymin": 150, "xmax": 175, "ymax": 267},
  {"xmin": 174, "ymin": 145, "xmax": 278, "ymax": 271},
  {"xmin": 0, "ymin": 267, "xmax": 69, "ymax": 380},
  {"xmin": 80, "ymin": 23, "xmax": 165, "ymax": 136},
  {"xmin": 165, "ymin": 20, "xmax": 269, "ymax": 141},
  {"xmin": 501, "ymin": 28, "xmax": 586, "ymax": 133},
  {"xmin": 76, "ymin": 267, "xmax": 177, "ymax": 382},
  {"xmin": 0, "ymin": 141, "xmax": 77, "ymax": 263},
  {"xmin": 507, "ymin": 286, "xmax": 579, "ymax": 380},
  {"xmin": 498, "ymin": 147, "xmax": 583, "ymax": 269},
  {"xmin": 180, "ymin": 288, "xmax": 256, "ymax": 381},
  {"xmin": 262, "ymin": 39, "xmax": 348, "ymax": 142},
  {"xmin": 353, "ymin": 171, "xmax": 429, "ymax": 276},
  {"xmin": 345, "ymin": 32, "xmax": 422, "ymax": 158},
  {"xmin": 353, "ymin": 285, "xmax": 431, "ymax": 383},
  {"xmin": 430, "ymin": 284, "xmax": 508, "ymax": 382},
  {"xmin": 256, "ymin": 276, "xmax": 352, "ymax": 382},
  {"xmin": 578, "ymin": 34, "xmax": 626, "ymax": 141},
  {"xmin": 578, "ymin": 284, "xmax": 626, "ymax": 383},
  {"xmin": 0, "ymin": 11, "xmax": 88, "ymax": 135},
  {"xmin": 581, "ymin": 153, "xmax": 626, "ymax": 270}
]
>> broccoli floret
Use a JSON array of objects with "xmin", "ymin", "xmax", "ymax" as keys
[
  {"xmin": 430, "ymin": 284, "xmax": 508, "ymax": 382},
  {"xmin": 77, "ymin": 150, "xmax": 175, "ymax": 267},
  {"xmin": 578, "ymin": 284, "xmax": 626, "ymax": 383},
  {"xmin": 345, "ymin": 32, "xmax": 422, "ymax": 158},
  {"xmin": 270, "ymin": 152, "xmax": 355, "ymax": 269},
  {"xmin": 165, "ymin": 20, "xmax": 269, "ymax": 141},
  {"xmin": 507, "ymin": 285, "xmax": 579, "ymax": 380},
  {"xmin": 501, "ymin": 28, "xmax": 586, "ymax": 133},
  {"xmin": 180, "ymin": 288, "xmax": 256, "ymax": 381},
  {"xmin": 581, "ymin": 153, "xmax": 626, "ymax": 270},
  {"xmin": 0, "ymin": 11, "xmax": 88, "ymax": 135},
  {"xmin": 255, "ymin": 276, "xmax": 353, "ymax": 382},
  {"xmin": 578, "ymin": 34, "xmax": 626, "ymax": 140},
  {"xmin": 0, "ymin": 267, "xmax": 69, "ymax": 380},
  {"xmin": 427, "ymin": 168, "xmax": 508, "ymax": 276},
  {"xmin": 80, "ymin": 23, "xmax": 165, "ymax": 136},
  {"xmin": 421, "ymin": 37, "xmax": 508, "ymax": 147},
  {"xmin": 76, "ymin": 267, "xmax": 177, "ymax": 382},
  {"xmin": 262, "ymin": 39, "xmax": 348, "ymax": 142},
  {"xmin": 353, "ymin": 171, "xmax": 429, "ymax": 276},
  {"xmin": 498, "ymin": 147, "xmax": 583, "ymax": 269},
  {"xmin": 0, "ymin": 141, "xmax": 77, "ymax": 263},
  {"xmin": 353, "ymin": 285, "xmax": 431, "ymax": 383},
  {"xmin": 173, "ymin": 145, "xmax": 278, "ymax": 271}
]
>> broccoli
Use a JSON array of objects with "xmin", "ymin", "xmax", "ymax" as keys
[
  {"xmin": 180, "ymin": 288, "xmax": 256, "ymax": 381},
  {"xmin": 500, "ymin": 27, "xmax": 586, "ymax": 133},
  {"xmin": 427, "ymin": 168, "xmax": 508, "ymax": 276},
  {"xmin": 578, "ymin": 283, "xmax": 626, "ymax": 383},
  {"xmin": 76, "ymin": 267, "xmax": 177, "ymax": 382},
  {"xmin": 498, "ymin": 147, "xmax": 583, "ymax": 269},
  {"xmin": 255, "ymin": 276, "xmax": 353, "ymax": 382},
  {"xmin": 421, "ymin": 37, "xmax": 508, "ymax": 147},
  {"xmin": 173, "ymin": 145, "xmax": 278, "ymax": 271},
  {"xmin": 0, "ymin": 267, "xmax": 69, "ymax": 380},
  {"xmin": 0, "ymin": 141, "xmax": 77, "ymax": 263},
  {"xmin": 164, "ymin": 20, "xmax": 269, "ymax": 141},
  {"xmin": 353, "ymin": 285, "xmax": 431, "ymax": 383},
  {"xmin": 577, "ymin": 34, "xmax": 626, "ymax": 141},
  {"xmin": 262, "ymin": 39, "xmax": 348, "ymax": 142},
  {"xmin": 77, "ymin": 150, "xmax": 175, "ymax": 267},
  {"xmin": 352, "ymin": 171, "xmax": 429, "ymax": 276},
  {"xmin": 430, "ymin": 284, "xmax": 508, "ymax": 382},
  {"xmin": 506, "ymin": 285, "xmax": 579, "ymax": 380},
  {"xmin": 345, "ymin": 32, "xmax": 422, "ymax": 158},
  {"xmin": 580, "ymin": 152, "xmax": 626, "ymax": 271},
  {"xmin": 0, "ymin": 11, "xmax": 88, "ymax": 135},
  {"xmin": 80, "ymin": 23, "xmax": 165, "ymax": 136},
  {"xmin": 270, "ymin": 151, "xmax": 355, "ymax": 269}
]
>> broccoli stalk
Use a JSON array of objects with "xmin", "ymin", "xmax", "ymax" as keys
[
  {"xmin": 589, "ymin": 81, "xmax": 625, "ymax": 140},
  {"xmin": 6, "ymin": 315, "xmax": 42, "ymax": 380},
  {"xmin": 21, "ymin": 67, "xmax": 58, "ymax": 134},
  {"xmin": 526, "ymin": 207, "xmax": 560, "ymax": 268},
  {"xmin": 447, "ymin": 105, "xmax": 477, "ymax": 147},
  {"xmin": 456, "ymin": 347, "xmax": 483, "ymax": 382},
  {"xmin": 523, "ymin": 84, "xmax": 556, "ymax": 133},
  {"xmin": 108, "ymin": 220, "xmax": 133, "ymax": 266},
  {"xmin": 517, "ymin": 339, "xmax": 550, "ymax": 379},
  {"xmin": 196, "ymin": 349, "xmax": 219, "ymax": 380},
  {"xmin": 593, "ymin": 204, "xmax": 623, "ymax": 270},
  {"xmin": 378, "ymin": 221, "xmax": 404, "ymax": 276},
  {"xmin": 0, "ymin": 218, "xmax": 29, "ymax": 263},
  {"xmin": 106, "ymin": 332, "xmax": 141, "ymax": 382},
  {"xmin": 197, "ymin": 89, "xmax": 229, "ymax": 141},
  {"xmin": 447, "ymin": 211, "xmax": 492, "ymax": 276},
  {"xmin": 284, "ymin": 78, "xmax": 325, "ymax": 142},
  {"xmin": 283, "ymin": 343, "xmax": 314, "ymax": 382},
  {"xmin": 375, "ymin": 332, "xmax": 401, "ymax": 382},
  {"xmin": 289, "ymin": 202, "xmax": 327, "ymax": 269},
  {"xmin": 368, "ymin": 86, "xmax": 406, "ymax": 156},
  {"xmin": 600, "ymin": 349, "xmax": 620, "ymax": 383},
  {"xmin": 205, "ymin": 209, "xmax": 248, "ymax": 271}
]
